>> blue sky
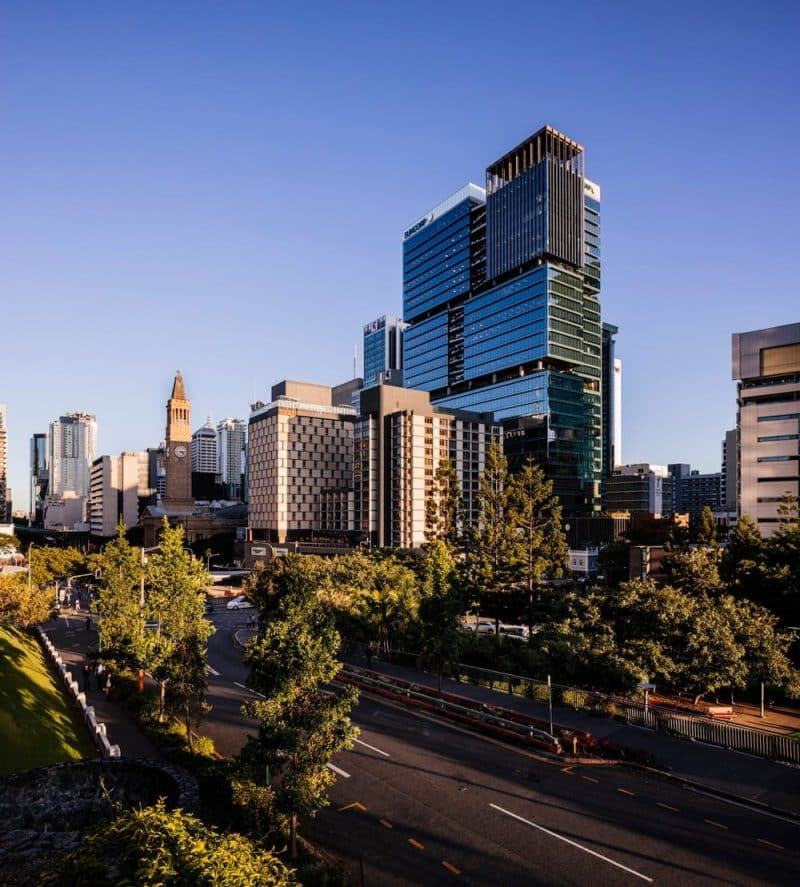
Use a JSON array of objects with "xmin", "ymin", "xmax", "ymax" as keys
[{"xmin": 2, "ymin": 1, "xmax": 798, "ymax": 509}]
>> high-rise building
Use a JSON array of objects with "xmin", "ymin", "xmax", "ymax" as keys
[
  {"xmin": 402, "ymin": 126, "xmax": 602, "ymax": 514},
  {"xmin": 363, "ymin": 315, "xmax": 408, "ymax": 388},
  {"xmin": 601, "ymin": 323, "xmax": 622, "ymax": 478},
  {"xmin": 732, "ymin": 323, "xmax": 800, "ymax": 536},
  {"xmin": 721, "ymin": 428, "xmax": 738, "ymax": 512},
  {"xmin": 354, "ymin": 385, "xmax": 502, "ymax": 548},
  {"xmin": 191, "ymin": 420, "xmax": 218, "ymax": 474},
  {"xmin": 146, "ymin": 446, "xmax": 166, "ymax": 503},
  {"xmin": 678, "ymin": 471, "xmax": 722, "ymax": 520},
  {"xmin": 0, "ymin": 406, "xmax": 9, "ymax": 522},
  {"xmin": 247, "ymin": 381, "xmax": 357, "ymax": 543},
  {"xmin": 30, "ymin": 432, "xmax": 48, "ymax": 524},
  {"xmin": 163, "ymin": 372, "xmax": 194, "ymax": 511},
  {"xmin": 48, "ymin": 412, "xmax": 97, "ymax": 517},
  {"xmin": 603, "ymin": 464, "xmax": 670, "ymax": 516},
  {"xmin": 89, "ymin": 451, "xmax": 151, "ymax": 537},
  {"xmin": 217, "ymin": 417, "xmax": 247, "ymax": 498}
]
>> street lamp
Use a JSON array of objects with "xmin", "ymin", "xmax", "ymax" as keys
[{"xmin": 206, "ymin": 553, "xmax": 221, "ymax": 572}]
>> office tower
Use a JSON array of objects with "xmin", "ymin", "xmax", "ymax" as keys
[
  {"xmin": 217, "ymin": 417, "xmax": 247, "ymax": 499},
  {"xmin": 668, "ymin": 463, "xmax": 691, "ymax": 515},
  {"xmin": 732, "ymin": 323, "xmax": 800, "ymax": 536},
  {"xmin": 48, "ymin": 412, "xmax": 97, "ymax": 510},
  {"xmin": 146, "ymin": 446, "xmax": 166, "ymax": 503},
  {"xmin": 354, "ymin": 385, "xmax": 502, "ymax": 548},
  {"xmin": 601, "ymin": 323, "xmax": 622, "ymax": 477},
  {"xmin": 721, "ymin": 428, "xmax": 738, "ymax": 512},
  {"xmin": 247, "ymin": 381, "xmax": 356, "ymax": 543},
  {"xmin": 0, "ymin": 406, "xmax": 8, "ymax": 522},
  {"xmin": 603, "ymin": 464, "xmax": 670, "ymax": 516},
  {"xmin": 192, "ymin": 420, "xmax": 218, "ymax": 474},
  {"xmin": 30, "ymin": 433, "xmax": 48, "ymax": 523},
  {"xmin": 363, "ymin": 315, "xmax": 408, "ymax": 388},
  {"xmin": 89, "ymin": 451, "xmax": 152, "ymax": 537},
  {"xmin": 402, "ymin": 126, "xmax": 602, "ymax": 514},
  {"xmin": 677, "ymin": 470, "xmax": 723, "ymax": 519},
  {"xmin": 163, "ymin": 372, "xmax": 193, "ymax": 511}
]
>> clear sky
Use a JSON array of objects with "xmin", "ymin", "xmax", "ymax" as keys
[{"xmin": 2, "ymin": 1, "xmax": 798, "ymax": 509}]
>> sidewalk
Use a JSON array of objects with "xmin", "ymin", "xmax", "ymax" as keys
[
  {"xmin": 345, "ymin": 654, "xmax": 800, "ymax": 817},
  {"xmin": 43, "ymin": 610, "xmax": 164, "ymax": 761}
]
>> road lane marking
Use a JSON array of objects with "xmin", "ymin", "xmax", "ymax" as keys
[
  {"xmin": 327, "ymin": 763, "xmax": 351, "ymax": 778},
  {"xmin": 442, "ymin": 860, "xmax": 461, "ymax": 875},
  {"xmin": 233, "ymin": 681, "xmax": 265, "ymax": 698},
  {"xmin": 490, "ymin": 803, "xmax": 653, "ymax": 883},
  {"xmin": 338, "ymin": 802, "xmax": 366, "ymax": 812},
  {"xmin": 560, "ymin": 766, "xmax": 575, "ymax": 774},
  {"xmin": 581, "ymin": 775, "xmax": 599, "ymax": 784},
  {"xmin": 354, "ymin": 737, "xmax": 391, "ymax": 757},
  {"xmin": 617, "ymin": 788, "xmax": 635, "ymax": 797},
  {"xmin": 207, "ymin": 665, "xmax": 220, "ymax": 676},
  {"xmin": 757, "ymin": 838, "xmax": 784, "ymax": 851},
  {"xmin": 684, "ymin": 787, "xmax": 800, "ymax": 826},
  {"xmin": 657, "ymin": 802, "xmax": 680, "ymax": 813},
  {"xmin": 408, "ymin": 838, "xmax": 424, "ymax": 850},
  {"xmin": 705, "ymin": 819, "xmax": 728, "ymax": 830},
  {"xmin": 379, "ymin": 818, "xmax": 393, "ymax": 829}
]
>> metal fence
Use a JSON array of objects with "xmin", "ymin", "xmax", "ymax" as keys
[{"xmin": 450, "ymin": 662, "xmax": 800, "ymax": 765}]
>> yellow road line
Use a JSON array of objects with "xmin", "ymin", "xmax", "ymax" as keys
[
  {"xmin": 561, "ymin": 765, "xmax": 575, "ymax": 774},
  {"xmin": 408, "ymin": 838, "xmax": 425, "ymax": 850},
  {"xmin": 442, "ymin": 860, "xmax": 461, "ymax": 875},
  {"xmin": 617, "ymin": 788, "xmax": 635, "ymax": 796},
  {"xmin": 705, "ymin": 819, "xmax": 728, "ymax": 830},
  {"xmin": 657, "ymin": 802, "xmax": 680, "ymax": 812},
  {"xmin": 337, "ymin": 802, "xmax": 367, "ymax": 812},
  {"xmin": 757, "ymin": 838, "xmax": 784, "ymax": 851},
  {"xmin": 581, "ymin": 775, "xmax": 599, "ymax": 784},
  {"xmin": 379, "ymin": 819, "xmax": 393, "ymax": 829}
]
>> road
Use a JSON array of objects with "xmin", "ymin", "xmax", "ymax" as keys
[{"xmin": 203, "ymin": 604, "xmax": 799, "ymax": 885}]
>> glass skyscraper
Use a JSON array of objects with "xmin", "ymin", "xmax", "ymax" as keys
[
  {"xmin": 363, "ymin": 315, "xmax": 408, "ymax": 388},
  {"xmin": 402, "ymin": 126, "xmax": 603, "ymax": 513}
]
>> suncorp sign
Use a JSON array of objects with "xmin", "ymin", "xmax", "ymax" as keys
[{"xmin": 404, "ymin": 213, "xmax": 434, "ymax": 240}]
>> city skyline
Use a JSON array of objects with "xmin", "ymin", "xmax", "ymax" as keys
[{"xmin": 3, "ymin": 2, "xmax": 799, "ymax": 508}]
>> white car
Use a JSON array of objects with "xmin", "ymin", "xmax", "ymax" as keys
[{"xmin": 226, "ymin": 595, "xmax": 253, "ymax": 610}]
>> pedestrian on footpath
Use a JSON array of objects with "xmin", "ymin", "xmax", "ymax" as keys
[
  {"xmin": 85, "ymin": 616, "xmax": 91, "ymax": 632},
  {"xmin": 104, "ymin": 673, "xmax": 112, "ymax": 696},
  {"xmin": 82, "ymin": 662, "xmax": 91, "ymax": 691},
  {"xmin": 96, "ymin": 661, "xmax": 105, "ymax": 690}
]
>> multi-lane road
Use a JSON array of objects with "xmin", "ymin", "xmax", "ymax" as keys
[{"xmin": 203, "ymin": 601, "xmax": 800, "ymax": 885}]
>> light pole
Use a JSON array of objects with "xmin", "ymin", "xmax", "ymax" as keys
[
  {"xmin": 206, "ymin": 553, "xmax": 220, "ymax": 572},
  {"xmin": 27, "ymin": 542, "xmax": 35, "ymax": 593}
]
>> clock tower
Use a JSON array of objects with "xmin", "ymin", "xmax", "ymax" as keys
[{"xmin": 163, "ymin": 371, "xmax": 194, "ymax": 511}]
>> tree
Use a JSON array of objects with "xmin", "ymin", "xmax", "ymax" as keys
[
  {"xmin": 465, "ymin": 442, "xmax": 519, "ymax": 621},
  {"xmin": 240, "ymin": 557, "xmax": 359, "ymax": 859},
  {"xmin": 418, "ymin": 540, "xmax": 463, "ymax": 693},
  {"xmin": 506, "ymin": 456, "xmax": 567, "ymax": 631},
  {"xmin": 0, "ymin": 571, "xmax": 54, "ymax": 627},
  {"xmin": 663, "ymin": 545, "xmax": 723, "ymax": 596},
  {"xmin": 597, "ymin": 541, "xmax": 629, "ymax": 589},
  {"xmin": 719, "ymin": 514, "xmax": 766, "ymax": 596},
  {"xmin": 144, "ymin": 519, "xmax": 213, "ymax": 745},
  {"xmin": 694, "ymin": 505, "xmax": 717, "ymax": 545},
  {"xmin": 47, "ymin": 799, "xmax": 297, "ymax": 886},
  {"xmin": 28, "ymin": 545, "xmax": 86, "ymax": 594},
  {"xmin": 95, "ymin": 524, "xmax": 146, "ymax": 671},
  {"xmin": 764, "ymin": 493, "xmax": 800, "ymax": 622},
  {"xmin": 425, "ymin": 459, "xmax": 462, "ymax": 550}
]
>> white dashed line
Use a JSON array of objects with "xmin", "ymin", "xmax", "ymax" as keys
[
  {"xmin": 327, "ymin": 763, "xmax": 351, "ymax": 778},
  {"xmin": 354, "ymin": 738, "xmax": 391, "ymax": 757}
]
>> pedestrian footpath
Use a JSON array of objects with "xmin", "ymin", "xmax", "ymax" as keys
[
  {"xmin": 345, "ymin": 654, "xmax": 800, "ymax": 817},
  {"xmin": 43, "ymin": 609, "xmax": 164, "ymax": 761}
]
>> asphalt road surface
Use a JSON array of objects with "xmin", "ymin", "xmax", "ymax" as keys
[{"xmin": 204, "ymin": 603, "xmax": 799, "ymax": 886}]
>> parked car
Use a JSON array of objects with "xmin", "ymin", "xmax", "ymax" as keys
[
  {"xmin": 460, "ymin": 618, "xmax": 497, "ymax": 635},
  {"xmin": 498, "ymin": 624, "xmax": 530, "ymax": 640},
  {"xmin": 226, "ymin": 595, "xmax": 253, "ymax": 610}
]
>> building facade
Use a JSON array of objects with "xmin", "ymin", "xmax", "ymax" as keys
[
  {"xmin": 191, "ymin": 421, "xmax": 218, "ymax": 474},
  {"xmin": 402, "ymin": 126, "xmax": 603, "ymax": 515},
  {"xmin": 601, "ymin": 323, "xmax": 622, "ymax": 478},
  {"xmin": 247, "ymin": 381, "xmax": 357, "ymax": 543},
  {"xmin": 47, "ymin": 412, "xmax": 97, "ymax": 517},
  {"xmin": 217, "ymin": 417, "xmax": 247, "ymax": 498},
  {"xmin": 0, "ymin": 406, "xmax": 8, "ymax": 522},
  {"xmin": 30, "ymin": 432, "xmax": 48, "ymax": 523},
  {"xmin": 721, "ymin": 428, "xmax": 738, "ymax": 513},
  {"xmin": 603, "ymin": 463, "xmax": 670, "ymax": 516},
  {"xmin": 677, "ymin": 471, "xmax": 722, "ymax": 520},
  {"xmin": 733, "ymin": 323, "xmax": 800, "ymax": 536},
  {"xmin": 163, "ymin": 372, "xmax": 194, "ymax": 511},
  {"xmin": 354, "ymin": 385, "xmax": 502, "ymax": 549},
  {"xmin": 89, "ymin": 451, "xmax": 151, "ymax": 537},
  {"xmin": 363, "ymin": 315, "xmax": 408, "ymax": 388}
]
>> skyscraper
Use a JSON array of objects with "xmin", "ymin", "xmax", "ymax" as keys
[
  {"xmin": 48, "ymin": 412, "xmax": 97, "ymax": 503},
  {"xmin": 191, "ymin": 421, "xmax": 218, "ymax": 474},
  {"xmin": 0, "ymin": 406, "xmax": 9, "ymax": 522},
  {"xmin": 30, "ymin": 432, "xmax": 48, "ymax": 523},
  {"xmin": 732, "ymin": 323, "xmax": 800, "ymax": 536},
  {"xmin": 601, "ymin": 323, "xmax": 622, "ymax": 478},
  {"xmin": 402, "ymin": 125, "xmax": 602, "ymax": 514},
  {"xmin": 217, "ymin": 417, "xmax": 247, "ymax": 498},
  {"xmin": 363, "ymin": 315, "xmax": 408, "ymax": 388}
]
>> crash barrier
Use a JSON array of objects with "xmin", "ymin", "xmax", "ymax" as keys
[
  {"xmin": 449, "ymin": 661, "xmax": 800, "ymax": 766},
  {"xmin": 36, "ymin": 627, "xmax": 121, "ymax": 758},
  {"xmin": 338, "ymin": 665, "xmax": 580, "ymax": 756}
]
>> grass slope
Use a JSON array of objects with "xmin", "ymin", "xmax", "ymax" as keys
[{"xmin": 0, "ymin": 622, "xmax": 95, "ymax": 775}]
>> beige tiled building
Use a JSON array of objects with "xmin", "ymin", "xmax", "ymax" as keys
[
  {"xmin": 247, "ymin": 381, "xmax": 357, "ymax": 543},
  {"xmin": 733, "ymin": 323, "xmax": 800, "ymax": 536}
]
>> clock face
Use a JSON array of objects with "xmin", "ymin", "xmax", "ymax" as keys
[{"xmin": 175, "ymin": 445, "xmax": 187, "ymax": 458}]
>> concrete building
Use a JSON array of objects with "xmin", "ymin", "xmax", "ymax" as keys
[
  {"xmin": 603, "ymin": 463, "xmax": 670, "ymax": 516},
  {"xmin": 89, "ymin": 451, "xmax": 152, "ymax": 537},
  {"xmin": 191, "ymin": 420, "xmax": 218, "ymax": 474},
  {"xmin": 402, "ymin": 126, "xmax": 603, "ymax": 515},
  {"xmin": 721, "ymin": 428, "xmax": 738, "ymax": 512},
  {"xmin": 567, "ymin": 547, "xmax": 599, "ymax": 577},
  {"xmin": 601, "ymin": 323, "xmax": 622, "ymax": 478},
  {"xmin": 247, "ymin": 380, "xmax": 357, "ymax": 544},
  {"xmin": 363, "ymin": 315, "xmax": 408, "ymax": 388},
  {"xmin": 0, "ymin": 406, "xmax": 8, "ymax": 522},
  {"xmin": 217, "ymin": 417, "xmax": 247, "ymax": 499},
  {"xmin": 47, "ymin": 412, "xmax": 97, "ymax": 520},
  {"xmin": 30, "ymin": 432, "xmax": 48, "ymax": 524},
  {"xmin": 44, "ymin": 491, "xmax": 87, "ymax": 531},
  {"xmin": 733, "ymin": 322, "xmax": 800, "ymax": 536},
  {"xmin": 677, "ymin": 470, "xmax": 722, "ymax": 520},
  {"xmin": 354, "ymin": 385, "xmax": 501, "ymax": 549}
]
